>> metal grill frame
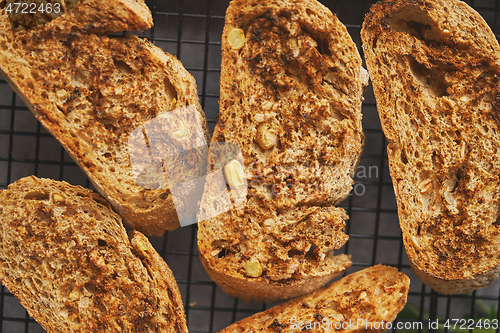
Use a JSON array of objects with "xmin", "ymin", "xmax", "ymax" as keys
[{"xmin": 1, "ymin": 0, "xmax": 500, "ymax": 332}]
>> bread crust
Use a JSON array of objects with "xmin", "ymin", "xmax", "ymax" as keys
[
  {"xmin": 361, "ymin": 0, "xmax": 500, "ymax": 294},
  {"xmin": 7, "ymin": 0, "xmax": 153, "ymax": 33},
  {"xmin": 198, "ymin": 0, "xmax": 367, "ymax": 303},
  {"xmin": 0, "ymin": 176, "xmax": 188, "ymax": 332},
  {"xmin": 218, "ymin": 265, "xmax": 410, "ymax": 333},
  {"xmin": 199, "ymin": 251, "xmax": 352, "ymax": 303},
  {"xmin": 0, "ymin": 1, "xmax": 209, "ymax": 236}
]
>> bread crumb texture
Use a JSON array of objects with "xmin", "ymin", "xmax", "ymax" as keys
[
  {"xmin": 362, "ymin": 0, "xmax": 500, "ymax": 294},
  {"xmin": 0, "ymin": 176, "xmax": 188, "ymax": 333},
  {"xmin": 0, "ymin": 0, "xmax": 208, "ymax": 236},
  {"xmin": 7, "ymin": 0, "xmax": 79, "ymax": 32},
  {"xmin": 6, "ymin": 0, "xmax": 153, "ymax": 34},
  {"xmin": 220, "ymin": 265, "xmax": 410, "ymax": 333},
  {"xmin": 198, "ymin": 0, "xmax": 367, "ymax": 302}
]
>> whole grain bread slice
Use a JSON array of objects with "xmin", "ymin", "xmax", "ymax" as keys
[
  {"xmin": 361, "ymin": 0, "xmax": 500, "ymax": 294},
  {"xmin": 6, "ymin": 0, "xmax": 153, "ymax": 34},
  {"xmin": 0, "ymin": 0, "xmax": 209, "ymax": 236},
  {"xmin": 197, "ymin": 0, "xmax": 368, "ymax": 303},
  {"xmin": 0, "ymin": 176, "xmax": 188, "ymax": 332},
  {"xmin": 219, "ymin": 265, "xmax": 410, "ymax": 333}
]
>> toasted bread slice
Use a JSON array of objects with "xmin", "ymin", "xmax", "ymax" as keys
[
  {"xmin": 6, "ymin": 0, "xmax": 153, "ymax": 33},
  {"xmin": 361, "ymin": 0, "xmax": 500, "ymax": 294},
  {"xmin": 219, "ymin": 265, "xmax": 410, "ymax": 333},
  {"xmin": 0, "ymin": 0, "xmax": 209, "ymax": 236},
  {"xmin": 0, "ymin": 176, "xmax": 188, "ymax": 332},
  {"xmin": 197, "ymin": 0, "xmax": 368, "ymax": 303}
]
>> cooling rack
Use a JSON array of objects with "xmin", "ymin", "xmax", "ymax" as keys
[{"xmin": 0, "ymin": 0, "xmax": 499, "ymax": 332}]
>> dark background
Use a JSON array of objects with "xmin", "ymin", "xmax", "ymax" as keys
[{"xmin": 0, "ymin": 0, "xmax": 499, "ymax": 332}]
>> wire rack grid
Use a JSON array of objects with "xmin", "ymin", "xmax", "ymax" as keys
[{"xmin": 1, "ymin": 0, "xmax": 500, "ymax": 332}]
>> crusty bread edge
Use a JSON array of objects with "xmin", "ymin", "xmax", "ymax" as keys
[
  {"xmin": 129, "ymin": 231, "xmax": 189, "ymax": 333},
  {"xmin": 36, "ymin": 0, "xmax": 154, "ymax": 35},
  {"xmin": 361, "ymin": 0, "xmax": 500, "ymax": 295},
  {"xmin": 410, "ymin": 262, "xmax": 500, "ymax": 295},
  {"xmin": 94, "ymin": 42, "xmax": 209, "ymax": 236},
  {"xmin": 199, "ymin": 251, "xmax": 352, "ymax": 303},
  {"xmin": 0, "ymin": 64, "xmax": 183, "ymax": 237},
  {"xmin": 218, "ymin": 264, "xmax": 410, "ymax": 332},
  {"xmin": 0, "ymin": 27, "xmax": 208, "ymax": 237}
]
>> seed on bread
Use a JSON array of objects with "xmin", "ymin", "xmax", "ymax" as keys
[
  {"xmin": 418, "ymin": 179, "xmax": 432, "ymax": 194},
  {"xmin": 261, "ymin": 101, "xmax": 273, "ymax": 111},
  {"xmin": 459, "ymin": 96, "xmax": 470, "ymax": 103},
  {"xmin": 228, "ymin": 28, "xmax": 246, "ymax": 50},
  {"xmin": 263, "ymin": 218, "xmax": 275, "ymax": 226},
  {"xmin": 224, "ymin": 159, "xmax": 246, "ymax": 187},
  {"xmin": 56, "ymin": 90, "xmax": 68, "ymax": 99},
  {"xmin": 411, "ymin": 236, "xmax": 420, "ymax": 249},
  {"xmin": 51, "ymin": 193, "xmax": 65, "ymax": 202},
  {"xmin": 173, "ymin": 119, "xmax": 187, "ymax": 140},
  {"xmin": 244, "ymin": 260, "xmax": 263, "ymax": 278},
  {"xmin": 68, "ymin": 289, "xmax": 79, "ymax": 302},
  {"xmin": 289, "ymin": 37, "xmax": 300, "ymax": 57},
  {"xmin": 255, "ymin": 122, "xmax": 278, "ymax": 150}
]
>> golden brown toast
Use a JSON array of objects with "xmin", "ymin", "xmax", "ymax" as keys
[
  {"xmin": 362, "ymin": 0, "xmax": 500, "ymax": 294},
  {"xmin": 0, "ymin": 0, "xmax": 209, "ymax": 236},
  {"xmin": 0, "ymin": 176, "xmax": 188, "ymax": 332},
  {"xmin": 197, "ymin": 0, "xmax": 368, "ymax": 303},
  {"xmin": 219, "ymin": 265, "xmax": 410, "ymax": 333}
]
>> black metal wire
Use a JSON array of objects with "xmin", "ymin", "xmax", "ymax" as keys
[{"xmin": 1, "ymin": 0, "xmax": 500, "ymax": 332}]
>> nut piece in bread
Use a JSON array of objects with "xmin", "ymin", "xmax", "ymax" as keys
[
  {"xmin": 361, "ymin": 0, "xmax": 500, "ymax": 294},
  {"xmin": 219, "ymin": 265, "xmax": 410, "ymax": 333},
  {"xmin": 0, "ymin": 0, "xmax": 209, "ymax": 236},
  {"xmin": 0, "ymin": 176, "xmax": 188, "ymax": 333},
  {"xmin": 197, "ymin": 0, "xmax": 368, "ymax": 303}
]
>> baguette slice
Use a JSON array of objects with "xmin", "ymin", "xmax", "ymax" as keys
[
  {"xmin": 0, "ymin": 0, "xmax": 209, "ymax": 236},
  {"xmin": 219, "ymin": 265, "xmax": 410, "ymax": 333},
  {"xmin": 7, "ymin": 0, "xmax": 153, "ymax": 34},
  {"xmin": 361, "ymin": 0, "xmax": 500, "ymax": 294},
  {"xmin": 0, "ymin": 176, "xmax": 188, "ymax": 332},
  {"xmin": 197, "ymin": 0, "xmax": 368, "ymax": 303}
]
